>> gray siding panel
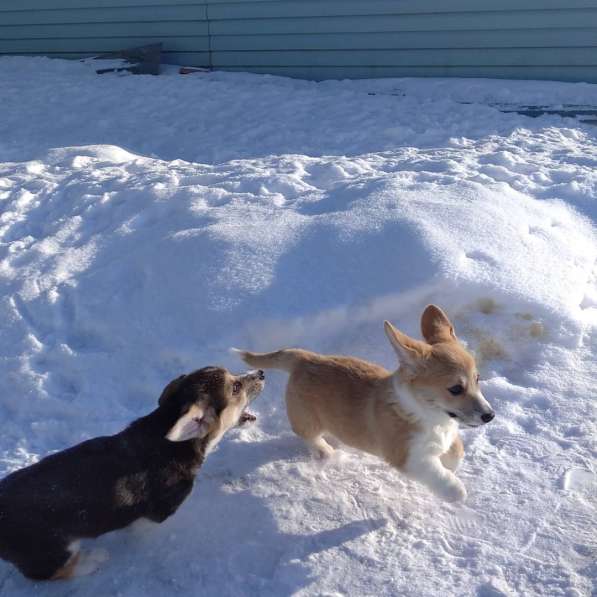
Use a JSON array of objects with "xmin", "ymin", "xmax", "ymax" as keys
[
  {"xmin": 211, "ymin": 48, "xmax": 597, "ymax": 68},
  {"xmin": 15, "ymin": 50, "xmax": 211, "ymax": 63},
  {"xmin": 211, "ymin": 30, "xmax": 597, "ymax": 51},
  {"xmin": 0, "ymin": 0, "xmax": 208, "ymax": 9},
  {"xmin": 0, "ymin": 6, "xmax": 208, "ymax": 25},
  {"xmin": 0, "ymin": 22, "xmax": 209, "ymax": 39},
  {"xmin": 1, "ymin": 0, "xmax": 597, "ymax": 82},
  {"xmin": 210, "ymin": 11, "xmax": 597, "ymax": 35},
  {"xmin": 2, "ymin": 0, "xmax": 595, "ymax": 11},
  {"xmin": 214, "ymin": 64, "xmax": 597, "ymax": 82},
  {"xmin": 0, "ymin": 37, "xmax": 209, "ymax": 54},
  {"xmin": 207, "ymin": 1, "xmax": 597, "ymax": 19}
]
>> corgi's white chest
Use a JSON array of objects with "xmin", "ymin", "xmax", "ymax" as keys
[
  {"xmin": 435, "ymin": 421, "xmax": 458, "ymax": 453},
  {"xmin": 412, "ymin": 420, "xmax": 458, "ymax": 457},
  {"xmin": 392, "ymin": 379, "xmax": 458, "ymax": 456}
]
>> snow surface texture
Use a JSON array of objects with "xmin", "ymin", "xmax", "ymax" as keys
[{"xmin": 0, "ymin": 56, "xmax": 595, "ymax": 596}]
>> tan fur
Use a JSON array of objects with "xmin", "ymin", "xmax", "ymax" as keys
[
  {"xmin": 114, "ymin": 473, "xmax": 147, "ymax": 507},
  {"xmin": 279, "ymin": 351, "xmax": 416, "ymax": 466},
  {"xmin": 420, "ymin": 304, "xmax": 456, "ymax": 344},
  {"xmin": 241, "ymin": 348, "xmax": 305, "ymax": 372},
  {"xmin": 238, "ymin": 305, "xmax": 494, "ymax": 502}
]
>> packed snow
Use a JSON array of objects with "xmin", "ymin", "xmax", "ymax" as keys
[{"xmin": 0, "ymin": 56, "xmax": 595, "ymax": 596}]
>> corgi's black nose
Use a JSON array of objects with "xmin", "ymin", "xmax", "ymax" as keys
[
  {"xmin": 481, "ymin": 411, "xmax": 495, "ymax": 423},
  {"xmin": 258, "ymin": 370, "xmax": 265, "ymax": 380}
]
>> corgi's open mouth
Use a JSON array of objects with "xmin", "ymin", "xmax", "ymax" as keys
[
  {"xmin": 445, "ymin": 411, "xmax": 482, "ymax": 428},
  {"xmin": 239, "ymin": 411, "xmax": 257, "ymax": 425}
]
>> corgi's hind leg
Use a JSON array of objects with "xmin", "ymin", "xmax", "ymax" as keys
[
  {"xmin": 441, "ymin": 434, "xmax": 464, "ymax": 472},
  {"xmin": 50, "ymin": 544, "xmax": 81, "ymax": 580},
  {"xmin": 16, "ymin": 540, "xmax": 77, "ymax": 581},
  {"xmin": 286, "ymin": 386, "xmax": 334, "ymax": 459},
  {"xmin": 50, "ymin": 542, "xmax": 109, "ymax": 579},
  {"xmin": 70, "ymin": 548, "xmax": 110, "ymax": 577},
  {"xmin": 306, "ymin": 436, "xmax": 335, "ymax": 460}
]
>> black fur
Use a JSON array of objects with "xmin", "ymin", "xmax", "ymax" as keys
[{"xmin": 0, "ymin": 366, "xmax": 231, "ymax": 580}]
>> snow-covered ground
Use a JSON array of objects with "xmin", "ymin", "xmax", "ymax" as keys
[{"xmin": 0, "ymin": 57, "xmax": 595, "ymax": 596}]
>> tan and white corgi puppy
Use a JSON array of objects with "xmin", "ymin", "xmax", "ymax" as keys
[{"xmin": 237, "ymin": 305, "xmax": 494, "ymax": 503}]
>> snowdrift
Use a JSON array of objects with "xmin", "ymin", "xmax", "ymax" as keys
[{"xmin": 0, "ymin": 57, "xmax": 595, "ymax": 596}]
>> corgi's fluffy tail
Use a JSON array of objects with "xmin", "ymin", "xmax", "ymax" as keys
[{"xmin": 231, "ymin": 348, "xmax": 302, "ymax": 372}]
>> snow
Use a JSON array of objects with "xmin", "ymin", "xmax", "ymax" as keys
[{"xmin": 0, "ymin": 56, "xmax": 595, "ymax": 596}]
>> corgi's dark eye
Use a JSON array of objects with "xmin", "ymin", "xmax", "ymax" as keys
[
  {"xmin": 232, "ymin": 381, "xmax": 242, "ymax": 394},
  {"xmin": 448, "ymin": 385, "xmax": 464, "ymax": 396},
  {"xmin": 476, "ymin": 374, "xmax": 480, "ymax": 383}
]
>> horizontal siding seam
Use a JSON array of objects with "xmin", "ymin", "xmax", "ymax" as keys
[
  {"xmin": 3, "ymin": 0, "xmax": 597, "ymax": 8},
  {"xmin": 209, "ymin": 28, "xmax": 597, "ymax": 36},
  {"xmin": 0, "ymin": 3, "xmax": 208, "ymax": 14},
  {"xmin": 2, "ymin": 35, "xmax": 209, "ymax": 40},
  {"xmin": 1, "ymin": 25, "xmax": 596, "ymax": 31},
  {"xmin": 2, "ymin": 25, "xmax": 596, "ymax": 33},
  {"xmin": 7, "ymin": 43, "xmax": 595, "ymax": 49},
  {"xmin": 0, "ymin": 20, "xmax": 207, "ymax": 27},
  {"xmin": 2, "ymin": 6, "xmax": 597, "ymax": 17},
  {"xmin": 208, "ymin": 0, "xmax": 597, "ymax": 4},
  {"xmin": 206, "ymin": 8, "xmax": 597, "ymax": 21},
  {"xmin": 208, "ymin": 47, "xmax": 597, "ymax": 52},
  {"xmin": 208, "ymin": 63, "xmax": 597, "ymax": 67}
]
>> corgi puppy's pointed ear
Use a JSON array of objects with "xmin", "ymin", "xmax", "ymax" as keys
[
  {"xmin": 384, "ymin": 320, "xmax": 430, "ymax": 374},
  {"xmin": 158, "ymin": 374, "xmax": 187, "ymax": 406},
  {"xmin": 420, "ymin": 304, "xmax": 456, "ymax": 344},
  {"xmin": 165, "ymin": 401, "xmax": 215, "ymax": 442}
]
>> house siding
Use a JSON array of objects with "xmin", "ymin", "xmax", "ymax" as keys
[{"xmin": 1, "ymin": 0, "xmax": 596, "ymax": 82}]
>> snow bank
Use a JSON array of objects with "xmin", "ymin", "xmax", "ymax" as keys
[{"xmin": 0, "ymin": 58, "xmax": 595, "ymax": 596}]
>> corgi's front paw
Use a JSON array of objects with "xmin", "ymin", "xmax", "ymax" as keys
[
  {"xmin": 73, "ymin": 548, "xmax": 110, "ymax": 577},
  {"xmin": 308, "ymin": 437, "xmax": 335, "ymax": 460},
  {"xmin": 440, "ymin": 478, "xmax": 467, "ymax": 503}
]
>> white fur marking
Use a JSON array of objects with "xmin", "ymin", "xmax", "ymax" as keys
[
  {"xmin": 72, "ymin": 548, "xmax": 110, "ymax": 577},
  {"xmin": 392, "ymin": 379, "xmax": 467, "ymax": 502},
  {"xmin": 166, "ymin": 404, "xmax": 210, "ymax": 442},
  {"xmin": 307, "ymin": 436, "xmax": 335, "ymax": 460},
  {"xmin": 204, "ymin": 401, "xmax": 246, "ymax": 455},
  {"xmin": 391, "ymin": 378, "xmax": 450, "ymax": 426},
  {"xmin": 474, "ymin": 390, "xmax": 493, "ymax": 412}
]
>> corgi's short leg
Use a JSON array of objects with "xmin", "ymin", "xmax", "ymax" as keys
[
  {"xmin": 440, "ymin": 435, "xmax": 464, "ymax": 472},
  {"xmin": 70, "ymin": 548, "xmax": 110, "ymax": 577},
  {"xmin": 17, "ymin": 540, "xmax": 75, "ymax": 580},
  {"xmin": 406, "ymin": 457, "xmax": 467, "ymax": 503},
  {"xmin": 50, "ymin": 544, "xmax": 109, "ymax": 580},
  {"xmin": 307, "ymin": 436, "xmax": 335, "ymax": 460},
  {"xmin": 50, "ymin": 544, "xmax": 81, "ymax": 580},
  {"xmin": 286, "ymin": 387, "xmax": 334, "ymax": 459}
]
